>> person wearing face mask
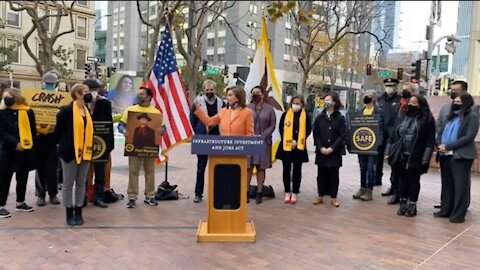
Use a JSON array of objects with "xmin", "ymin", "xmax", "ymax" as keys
[
  {"xmin": 276, "ymin": 94, "xmax": 312, "ymax": 204},
  {"xmin": 312, "ymin": 92, "xmax": 346, "ymax": 207},
  {"xmin": 375, "ymin": 78, "xmax": 401, "ymax": 187},
  {"xmin": 190, "ymin": 80, "xmax": 225, "ymax": 203},
  {"xmin": 55, "ymin": 84, "xmax": 94, "ymax": 225},
  {"xmin": 246, "ymin": 85, "xmax": 276, "ymax": 204},
  {"xmin": 118, "ymin": 87, "xmax": 165, "ymax": 209},
  {"xmin": 351, "ymin": 90, "xmax": 383, "ymax": 201},
  {"xmin": 35, "ymin": 72, "xmax": 61, "ymax": 207},
  {"xmin": 435, "ymin": 93, "xmax": 479, "ymax": 223},
  {"xmin": 385, "ymin": 95, "xmax": 435, "ymax": 217},
  {"xmin": 0, "ymin": 88, "xmax": 37, "ymax": 218},
  {"xmin": 82, "ymin": 79, "xmax": 115, "ymax": 208}
]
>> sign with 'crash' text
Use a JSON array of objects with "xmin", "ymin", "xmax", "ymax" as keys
[{"xmin": 21, "ymin": 89, "xmax": 72, "ymax": 125}]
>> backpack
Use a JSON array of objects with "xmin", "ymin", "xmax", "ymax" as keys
[
  {"xmin": 104, "ymin": 189, "xmax": 125, "ymax": 203},
  {"xmin": 248, "ymin": 185, "xmax": 276, "ymax": 199},
  {"xmin": 155, "ymin": 180, "xmax": 179, "ymax": 200}
]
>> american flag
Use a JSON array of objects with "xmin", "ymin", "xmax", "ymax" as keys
[{"xmin": 147, "ymin": 25, "xmax": 193, "ymax": 154}]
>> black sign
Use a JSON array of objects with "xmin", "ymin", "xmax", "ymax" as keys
[
  {"xmin": 92, "ymin": 121, "xmax": 112, "ymax": 162},
  {"xmin": 191, "ymin": 135, "xmax": 265, "ymax": 156},
  {"xmin": 349, "ymin": 115, "xmax": 381, "ymax": 155}
]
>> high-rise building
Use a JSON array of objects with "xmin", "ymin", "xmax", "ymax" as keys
[{"xmin": 452, "ymin": 1, "xmax": 474, "ymax": 79}]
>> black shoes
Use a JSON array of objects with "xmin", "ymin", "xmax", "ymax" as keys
[
  {"xmin": 433, "ymin": 211, "xmax": 448, "ymax": 218},
  {"xmin": 387, "ymin": 194, "xmax": 400, "ymax": 205},
  {"xmin": 405, "ymin": 202, "xmax": 417, "ymax": 217},
  {"xmin": 193, "ymin": 194, "xmax": 203, "ymax": 203},
  {"xmin": 15, "ymin": 202, "xmax": 34, "ymax": 212},
  {"xmin": 127, "ymin": 200, "xmax": 136, "ymax": 208},
  {"xmin": 433, "ymin": 203, "xmax": 442, "ymax": 209},
  {"xmin": 74, "ymin": 206, "xmax": 84, "ymax": 226},
  {"xmin": 0, "ymin": 208, "xmax": 12, "ymax": 218},
  {"xmin": 381, "ymin": 188, "xmax": 394, "ymax": 197},
  {"xmin": 255, "ymin": 193, "xmax": 263, "ymax": 204},
  {"xmin": 94, "ymin": 200, "xmax": 108, "ymax": 208},
  {"xmin": 397, "ymin": 199, "xmax": 407, "ymax": 216},
  {"xmin": 66, "ymin": 207, "xmax": 75, "ymax": 226}
]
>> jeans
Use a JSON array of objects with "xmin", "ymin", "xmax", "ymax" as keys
[{"xmin": 358, "ymin": 154, "xmax": 377, "ymax": 189}]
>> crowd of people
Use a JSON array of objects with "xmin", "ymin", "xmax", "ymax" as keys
[{"xmin": 0, "ymin": 73, "xmax": 477, "ymax": 225}]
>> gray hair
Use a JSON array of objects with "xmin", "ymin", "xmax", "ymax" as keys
[
  {"xmin": 401, "ymin": 82, "xmax": 418, "ymax": 95},
  {"xmin": 363, "ymin": 89, "xmax": 378, "ymax": 101},
  {"xmin": 202, "ymin": 79, "xmax": 216, "ymax": 90}
]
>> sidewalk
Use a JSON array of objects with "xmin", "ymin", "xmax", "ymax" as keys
[{"xmin": 1, "ymin": 138, "xmax": 479, "ymax": 269}]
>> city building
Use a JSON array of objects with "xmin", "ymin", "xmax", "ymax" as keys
[
  {"xmin": 95, "ymin": 30, "xmax": 107, "ymax": 64},
  {"xmin": 0, "ymin": 1, "xmax": 96, "ymax": 88},
  {"xmin": 452, "ymin": 1, "xmax": 474, "ymax": 80},
  {"xmin": 466, "ymin": 1, "xmax": 480, "ymax": 95}
]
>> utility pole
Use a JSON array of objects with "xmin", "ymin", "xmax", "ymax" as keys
[{"xmin": 426, "ymin": 15, "xmax": 435, "ymax": 94}]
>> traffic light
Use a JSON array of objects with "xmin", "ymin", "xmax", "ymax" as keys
[
  {"xmin": 223, "ymin": 65, "xmax": 229, "ymax": 76},
  {"xmin": 397, "ymin": 68, "xmax": 403, "ymax": 80},
  {"xmin": 366, "ymin": 64, "xmax": 372, "ymax": 76},
  {"xmin": 410, "ymin": 60, "xmax": 421, "ymax": 81},
  {"xmin": 107, "ymin": 66, "xmax": 117, "ymax": 77},
  {"xmin": 85, "ymin": 63, "xmax": 91, "ymax": 78},
  {"xmin": 202, "ymin": 60, "xmax": 208, "ymax": 71},
  {"xmin": 435, "ymin": 78, "xmax": 441, "ymax": 91}
]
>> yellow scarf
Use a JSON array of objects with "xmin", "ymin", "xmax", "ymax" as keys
[
  {"xmin": 72, "ymin": 101, "xmax": 94, "ymax": 164},
  {"xmin": 283, "ymin": 108, "xmax": 306, "ymax": 151},
  {"xmin": 10, "ymin": 104, "xmax": 33, "ymax": 149}
]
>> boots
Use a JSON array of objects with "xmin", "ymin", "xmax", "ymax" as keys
[
  {"xmin": 397, "ymin": 199, "xmax": 407, "ymax": 216},
  {"xmin": 360, "ymin": 189, "xmax": 373, "ymax": 201},
  {"xmin": 405, "ymin": 202, "xmax": 417, "ymax": 217},
  {"xmin": 388, "ymin": 194, "xmax": 400, "ymax": 205},
  {"xmin": 312, "ymin": 196, "xmax": 323, "ymax": 205},
  {"xmin": 352, "ymin": 188, "xmax": 366, "ymax": 199},
  {"xmin": 74, "ymin": 206, "xmax": 84, "ymax": 226},
  {"xmin": 255, "ymin": 193, "xmax": 263, "ymax": 204},
  {"xmin": 65, "ymin": 207, "xmax": 75, "ymax": 226}
]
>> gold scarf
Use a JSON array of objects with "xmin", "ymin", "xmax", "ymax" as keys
[
  {"xmin": 72, "ymin": 101, "xmax": 93, "ymax": 164},
  {"xmin": 283, "ymin": 108, "xmax": 306, "ymax": 151},
  {"xmin": 10, "ymin": 104, "xmax": 33, "ymax": 149}
]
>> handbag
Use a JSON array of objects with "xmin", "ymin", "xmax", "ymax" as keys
[
  {"xmin": 155, "ymin": 180, "xmax": 181, "ymax": 200},
  {"xmin": 387, "ymin": 140, "xmax": 404, "ymax": 166}
]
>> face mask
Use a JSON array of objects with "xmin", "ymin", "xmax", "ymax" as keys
[
  {"xmin": 292, "ymin": 104, "xmax": 301, "ymax": 112},
  {"xmin": 452, "ymin": 103, "xmax": 462, "ymax": 112},
  {"xmin": 406, "ymin": 104, "xmax": 418, "ymax": 114},
  {"xmin": 205, "ymin": 93, "xmax": 214, "ymax": 99},
  {"xmin": 363, "ymin": 96, "xmax": 373, "ymax": 104},
  {"xmin": 3, "ymin": 97, "xmax": 15, "ymax": 107},
  {"xmin": 91, "ymin": 91, "xmax": 98, "ymax": 100},
  {"xmin": 252, "ymin": 94, "xmax": 262, "ymax": 103},
  {"xmin": 385, "ymin": 87, "xmax": 396, "ymax": 95},
  {"xmin": 83, "ymin": 93, "xmax": 93, "ymax": 103},
  {"xmin": 402, "ymin": 90, "xmax": 411, "ymax": 99},
  {"xmin": 42, "ymin": 84, "xmax": 56, "ymax": 91},
  {"xmin": 324, "ymin": 101, "xmax": 332, "ymax": 109},
  {"xmin": 450, "ymin": 92, "xmax": 459, "ymax": 100},
  {"xmin": 137, "ymin": 95, "xmax": 145, "ymax": 105}
]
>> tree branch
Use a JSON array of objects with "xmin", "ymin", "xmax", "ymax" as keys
[
  {"xmin": 137, "ymin": 0, "xmax": 154, "ymax": 28},
  {"xmin": 23, "ymin": 24, "xmax": 43, "ymax": 75},
  {"xmin": 53, "ymin": 1, "xmax": 75, "ymax": 42}
]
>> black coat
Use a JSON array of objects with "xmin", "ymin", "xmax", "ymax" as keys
[
  {"xmin": 378, "ymin": 93, "xmax": 401, "ymax": 139},
  {"xmin": 55, "ymin": 103, "xmax": 93, "ymax": 163},
  {"xmin": 133, "ymin": 126, "xmax": 156, "ymax": 148},
  {"xmin": 0, "ymin": 108, "xmax": 37, "ymax": 172},
  {"xmin": 90, "ymin": 98, "xmax": 114, "ymax": 154},
  {"xmin": 276, "ymin": 110, "xmax": 312, "ymax": 163},
  {"xmin": 313, "ymin": 110, "xmax": 346, "ymax": 167},
  {"xmin": 386, "ymin": 112, "xmax": 436, "ymax": 172}
]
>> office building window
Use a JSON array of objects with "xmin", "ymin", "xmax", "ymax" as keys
[
  {"xmin": 6, "ymin": 39, "xmax": 20, "ymax": 63},
  {"xmin": 113, "ymin": 50, "xmax": 118, "ymax": 58},
  {"xmin": 207, "ymin": 38, "xmax": 214, "ymax": 48},
  {"xmin": 249, "ymin": 4, "xmax": 257, "ymax": 14},
  {"xmin": 77, "ymin": 17, "xmax": 87, "ymax": 38},
  {"xmin": 218, "ymin": 19, "xmax": 225, "ymax": 28},
  {"xmin": 6, "ymin": 8, "xmax": 20, "ymax": 27},
  {"xmin": 39, "ymin": 8, "xmax": 50, "ymax": 32},
  {"xmin": 77, "ymin": 0, "xmax": 88, "ymax": 6},
  {"xmin": 218, "ymin": 37, "xmax": 226, "ymax": 47},
  {"xmin": 207, "ymin": 55, "xmax": 215, "ymax": 64},
  {"xmin": 286, "ymin": 30, "xmax": 292, "ymax": 40},
  {"xmin": 217, "ymin": 54, "xmax": 225, "ymax": 64},
  {"xmin": 76, "ymin": 49, "xmax": 86, "ymax": 70},
  {"xmin": 119, "ymin": 50, "xmax": 124, "ymax": 58},
  {"xmin": 248, "ymin": 38, "xmax": 256, "ymax": 50},
  {"xmin": 119, "ymin": 62, "xmax": 124, "ymax": 69}
]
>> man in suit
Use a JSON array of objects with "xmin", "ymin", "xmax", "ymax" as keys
[
  {"xmin": 83, "ymin": 79, "xmax": 114, "ymax": 208},
  {"xmin": 133, "ymin": 113, "xmax": 156, "ymax": 148}
]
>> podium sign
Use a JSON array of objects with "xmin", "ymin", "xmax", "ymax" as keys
[{"xmin": 191, "ymin": 135, "xmax": 264, "ymax": 243}]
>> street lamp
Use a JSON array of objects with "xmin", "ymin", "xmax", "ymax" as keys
[{"xmin": 94, "ymin": 14, "xmax": 112, "ymax": 27}]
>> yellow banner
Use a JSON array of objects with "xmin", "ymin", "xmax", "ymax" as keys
[{"xmin": 21, "ymin": 89, "xmax": 72, "ymax": 125}]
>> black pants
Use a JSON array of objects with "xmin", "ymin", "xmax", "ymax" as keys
[
  {"xmin": 390, "ymin": 169, "xmax": 400, "ymax": 195},
  {"xmin": 282, "ymin": 161, "xmax": 303, "ymax": 194},
  {"xmin": 375, "ymin": 143, "xmax": 386, "ymax": 184},
  {"xmin": 35, "ymin": 134, "xmax": 58, "ymax": 198},
  {"xmin": 397, "ymin": 165, "xmax": 421, "ymax": 202},
  {"xmin": 0, "ymin": 168, "xmax": 29, "ymax": 206},
  {"xmin": 439, "ymin": 157, "xmax": 473, "ymax": 222},
  {"xmin": 317, "ymin": 166, "xmax": 339, "ymax": 198},
  {"xmin": 92, "ymin": 162, "xmax": 106, "ymax": 201},
  {"xmin": 195, "ymin": 155, "xmax": 208, "ymax": 196}
]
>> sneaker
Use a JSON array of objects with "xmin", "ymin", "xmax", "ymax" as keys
[
  {"xmin": 16, "ymin": 203, "xmax": 34, "ymax": 212},
  {"xmin": 193, "ymin": 194, "xmax": 203, "ymax": 203},
  {"xmin": 49, "ymin": 196, "xmax": 61, "ymax": 205},
  {"xmin": 0, "ymin": 208, "xmax": 12, "ymax": 218},
  {"xmin": 144, "ymin": 197, "xmax": 158, "ymax": 206},
  {"xmin": 36, "ymin": 197, "xmax": 46, "ymax": 207},
  {"xmin": 126, "ymin": 200, "xmax": 136, "ymax": 208}
]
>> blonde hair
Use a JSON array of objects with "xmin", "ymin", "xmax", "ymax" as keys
[
  {"xmin": 2, "ymin": 87, "xmax": 28, "ymax": 105},
  {"xmin": 70, "ymin": 83, "xmax": 88, "ymax": 100}
]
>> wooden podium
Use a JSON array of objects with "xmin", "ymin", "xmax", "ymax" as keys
[{"xmin": 191, "ymin": 135, "xmax": 265, "ymax": 243}]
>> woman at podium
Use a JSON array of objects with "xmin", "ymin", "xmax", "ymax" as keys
[{"xmin": 193, "ymin": 86, "xmax": 254, "ymax": 137}]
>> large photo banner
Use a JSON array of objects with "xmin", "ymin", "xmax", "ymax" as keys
[
  {"xmin": 22, "ymin": 89, "xmax": 72, "ymax": 125},
  {"xmin": 124, "ymin": 111, "xmax": 163, "ymax": 158},
  {"xmin": 92, "ymin": 121, "xmax": 112, "ymax": 163},
  {"xmin": 107, "ymin": 73, "xmax": 143, "ymax": 115},
  {"xmin": 349, "ymin": 115, "xmax": 381, "ymax": 155}
]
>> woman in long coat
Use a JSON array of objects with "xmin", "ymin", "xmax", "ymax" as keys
[{"xmin": 247, "ymin": 86, "xmax": 276, "ymax": 204}]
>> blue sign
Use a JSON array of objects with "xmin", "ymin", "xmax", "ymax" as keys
[{"xmin": 191, "ymin": 135, "xmax": 265, "ymax": 156}]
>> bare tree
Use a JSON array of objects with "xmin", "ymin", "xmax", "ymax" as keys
[
  {"xmin": 7, "ymin": 1, "xmax": 76, "ymax": 77},
  {"xmin": 283, "ymin": 1, "xmax": 388, "ymax": 94}
]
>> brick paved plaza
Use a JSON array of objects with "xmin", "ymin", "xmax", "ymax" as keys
[{"xmin": 1, "ymin": 139, "xmax": 479, "ymax": 270}]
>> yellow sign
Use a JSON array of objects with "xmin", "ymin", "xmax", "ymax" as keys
[
  {"xmin": 21, "ymin": 89, "xmax": 72, "ymax": 125},
  {"xmin": 352, "ymin": 127, "xmax": 376, "ymax": 151}
]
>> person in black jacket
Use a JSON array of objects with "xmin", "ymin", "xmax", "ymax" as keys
[
  {"xmin": 435, "ymin": 93, "xmax": 479, "ymax": 223},
  {"xmin": 132, "ymin": 113, "xmax": 156, "ymax": 148},
  {"xmin": 312, "ymin": 92, "xmax": 346, "ymax": 207},
  {"xmin": 385, "ymin": 94, "xmax": 435, "ymax": 217},
  {"xmin": 0, "ymin": 88, "xmax": 37, "ymax": 218},
  {"xmin": 55, "ymin": 84, "xmax": 94, "ymax": 226},
  {"xmin": 83, "ymin": 79, "xmax": 114, "ymax": 208},
  {"xmin": 276, "ymin": 94, "xmax": 312, "ymax": 204}
]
